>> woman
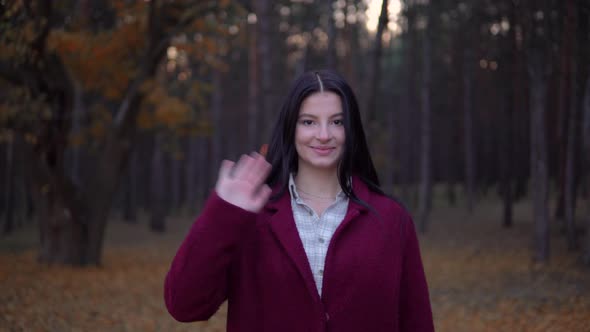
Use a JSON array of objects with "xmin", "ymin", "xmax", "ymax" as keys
[{"xmin": 164, "ymin": 70, "xmax": 434, "ymax": 331}]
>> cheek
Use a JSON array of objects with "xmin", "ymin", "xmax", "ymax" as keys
[
  {"xmin": 335, "ymin": 128, "xmax": 346, "ymax": 144},
  {"xmin": 295, "ymin": 127, "xmax": 312, "ymax": 142},
  {"xmin": 294, "ymin": 129, "xmax": 303, "ymax": 145},
  {"xmin": 294, "ymin": 129, "xmax": 306, "ymax": 152}
]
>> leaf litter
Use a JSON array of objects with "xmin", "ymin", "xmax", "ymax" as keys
[{"xmin": 1, "ymin": 200, "xmax": 589, "ymax": 331}]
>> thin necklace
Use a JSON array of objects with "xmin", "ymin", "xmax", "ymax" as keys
[{"xmin": 297, "ymin": 187, "xmax": 336, "ymax": 200}]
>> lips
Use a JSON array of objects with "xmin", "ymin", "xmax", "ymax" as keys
[{"xmin": 311, "ymin": 146, "xmax": 335, "ymax": 156}]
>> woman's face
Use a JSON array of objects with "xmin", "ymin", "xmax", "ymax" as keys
[{"xmin": 295, "ymin": 91, "xmax": 345, "ymax": 173}]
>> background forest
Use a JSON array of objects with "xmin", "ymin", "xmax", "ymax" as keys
[{"xmin": 1, "ymin": 0, "xmax": 589, "ymax": 331}]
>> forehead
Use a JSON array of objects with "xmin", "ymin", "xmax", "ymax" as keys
[{"xmin": 299, "ymin": 92, "xmax": 342, "ymax": 116}]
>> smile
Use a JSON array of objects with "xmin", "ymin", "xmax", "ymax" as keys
[{"xmin": 311, "ymin": 146, "xmax": 335, "ymax": 155}]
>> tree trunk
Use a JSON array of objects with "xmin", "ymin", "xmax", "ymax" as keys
[
  {"xmin": 3, "ymin": 138, "xmax": 14, "ymax": 234},
  {"xmin": 342, "ymin": 11, "xmax": 353, "ymax": 88},
  {"xmin": 564, "ymin": 0, "xmax": 579, "ymax": 251},
  {"xmin": 82, "ymin": 0, "xmax": 172, "ymax": 264},
  {"xmin": 169, "ymin": 151, "xmax": 182, "ymax": 213},
  {"xmin": 398, "ymin": 20, "xmax": 415, "ymax": 205},
  {"xmin": 66, "ymin": 82, "xmax": 84, "ymax": 188},
  {"xmin": 198, "ymin": 137, "xmax": 210, "ymax": 207},
  {"xmin": 385, "ymin": 89, "xmax": 395, "ymax": 193},
  {"xmin": 399, "ymin": 83, "xmax": 412, "ymax": 205},
  {"xmin": 582, "ymin": 74, "xmax": 590, "ymax": 265},
  {"xmin": 510, "ymin": 2, "xmax": 529, "ymax": 202},
  {"xmin": 418, "ymin": 24, "xmax": 432, "ymax": 233},
  {"xmin": 555, "ymin": 0, "xmax": 576, "ymax": 223},
  {"xmin": 508, "ymin": 3, "xmax": 525, "ymax": 208},
  {"xmin": 184, "ymin": 136, "xmax": 200, "ymax": 214},
  {"xmin": 247, "ymin": 17, "xmax": 259, "ymax": 149},
  {"xmin": 463, "ymin": 49, "xmax": 475, "ymax": 213},
  {"xmin": 24, "ymin": 48, "xmax": 85, "ymax": 265},
  {"xmin": 443, "ymin": 65, "xmax": 457, "ymax": 207},
  {"xmin": 254, "ymin": 0, "xmax": 273, "ymax": 141},
  {"xmin": 36, "ymin": 191, "xmax": 87, "ymax": 265},
  {"xmin": 21, "ymin": 134, "xmax": 88, "ymax": 265},
  {"xmin": 149, "ymin": 134, "xmax": 167, "ymax": 232},
  {"xmin": 84, "ymin": 91, "xmax": 145, "ymax": 264},
  {"xmin": 528, "ymin": 50, "xmax": 551, "ymax": 262},
  {"xmin": 364, "ymin": 0, "xmax": 388, "ymax": 127},
  {"xmin": 500, "ymin": 88, "xmax": 513, "ymax": 228},
  {"xmin": 123, "ymin": 149, "xmax": 138, "ymax": 223},
  {"xmin": 210, "ymin": 69, "xmax": 223, "ymax": 180}
]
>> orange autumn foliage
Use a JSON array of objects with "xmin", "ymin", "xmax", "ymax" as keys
[
  {"xmin": 48, "ymin": 22, "xmax": 145, "ymax": 101},
  {"xmin": 1, "ymin": 0, "xmax": 246, "ymax": 146}
]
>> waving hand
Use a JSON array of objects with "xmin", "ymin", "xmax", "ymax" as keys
[{"xmin": 215, "ymin": 152, "xmax": 272, "ymax": 213}]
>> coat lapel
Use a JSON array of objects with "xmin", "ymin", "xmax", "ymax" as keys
[
  {"xmin": 330, "ymin": 176, "xmax": 370, "ymax": 238},
  {"xmin": 265, "ymin": 192, "xmax": 321, "ymax": 303}
]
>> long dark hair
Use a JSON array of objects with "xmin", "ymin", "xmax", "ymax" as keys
[{"xmin": 265, "ymin": 69, "xmax": 385, "ymax": 203}]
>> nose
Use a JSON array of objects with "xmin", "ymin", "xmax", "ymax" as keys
[{"xmin": 316, "ymin": 123, "xmax": 332, "ymax": 141}]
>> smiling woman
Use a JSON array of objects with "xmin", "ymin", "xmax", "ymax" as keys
[{"xmin": 164, "ymin": 70, "xmax": 434, "ymax": 332}]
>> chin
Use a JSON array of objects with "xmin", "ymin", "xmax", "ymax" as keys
[{"xmin": 302, "ymin": 159, "xmax": 339, "ymax": 171}]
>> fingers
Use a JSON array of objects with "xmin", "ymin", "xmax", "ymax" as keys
[
  {"xmin": 233, "ymin": 152, "xmax": 270, "ymax": 186},
  {"xmin": 218, "ymin": 160, "xmax": 235, "ymax": 180},
  {"xmin": 242, "ymin": 152, "xmax": 262, "ymax": 183},
  {"xmin": 216, "ymin": 152, "xmax": 272, "ymax": 212},
  {"xmin": 249, "ymin": 153, "xmax": 271, "ymax": 185},
  {"xmin": 253, "ymin": 185, "xmax": 273, "ymax": 208},
  {"xmin": 233, "ymin": 154, "xmax": 254, "ymax": 180}
]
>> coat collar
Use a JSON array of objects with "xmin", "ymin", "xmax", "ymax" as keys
[{"xmin": 263, "ymin": 175, "xmax": 371, "ymax": 304}]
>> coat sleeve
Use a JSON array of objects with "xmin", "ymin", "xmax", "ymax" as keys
[
  {"xmin": 399, "ymin": 215, "xmax": 435, "ymax": 332},
  {"xmin": 164, "ymin": 192, "xmax": 257, "ymax": 322}
]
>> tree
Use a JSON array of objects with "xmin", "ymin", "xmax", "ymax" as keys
[
  {"xmin": 463, "ymin": 47, "xmax": 475, "ymax": 214},
  {"xmin": 247, "ymin": 10, "xmax": 259, "ymax": 150},
  {"xmin": 149, "ymin": 133, "xmax": 167, "ymax": 232},
  {"xmin": 582, "ymin": 73, "xmax": 590, "ymax": 265},
  {"xmin": 0, "ymin": 0, "xmax": 235, "ymax": 265},
  {"xmin": 563, "ymin": 0, "xmax": 579, "ymax": 251},
  {"xmin": 525, "ymin": 1, "xmax": 553, "ymax": 262},
  {"xmin": 253, "ymin": 0, "xmax": 273, "ymax": 143},
  {"xmin": 364, "ymin": 0, "xmax": 388, "ymax": 128},
  {"xmin": 417, "ymin": 4, "xmax": 432, "ymax": 232}
]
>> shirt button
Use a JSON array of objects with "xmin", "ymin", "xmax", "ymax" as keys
[
  {"xmin": 318, "ymin": 269, "xmax": 324, "ymax": 276},
  {"xmin": 318, "ymin": 237, "xmax": 325, "ymax": 243}
]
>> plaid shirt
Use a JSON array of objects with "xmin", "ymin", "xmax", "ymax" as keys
[{"xmin": 288, "ymin": 174, "xmax": 349, "ymax": 296}]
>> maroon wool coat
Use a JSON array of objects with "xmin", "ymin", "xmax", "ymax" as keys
[{"xmin": 164, "ymin": 177, "xmax": 434, "ymax": 332}]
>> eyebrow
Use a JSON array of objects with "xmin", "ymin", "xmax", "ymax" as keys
[{"xmin": 298, "ymin": 112, "xmax": 344, "ymax": 119}]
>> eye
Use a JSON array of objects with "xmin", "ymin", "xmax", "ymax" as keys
[
  {"xmin": 300, "ymin": 119, "xmax": 314, "ymax": 126},
  {"xmin": 333, "ymin": 119, "xmax": 343, "ymax": 126}
]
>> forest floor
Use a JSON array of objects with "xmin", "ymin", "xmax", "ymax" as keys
[{"xmin": 1, "ymin": 196, "xmax": 589, "ymax": 332}]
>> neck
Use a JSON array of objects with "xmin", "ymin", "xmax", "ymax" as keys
[{"xmin": 294, "ymin": 166, "xmax": 341, "ymax": 198}]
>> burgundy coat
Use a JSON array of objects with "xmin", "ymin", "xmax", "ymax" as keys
[{"xmin": 164, "ymin": 177, "xmax": 434, "ymax": 332}]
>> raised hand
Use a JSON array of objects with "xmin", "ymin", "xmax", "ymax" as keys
[{"xmin": 214, "ymin": 152, "xmax": 273, "ymax": 213}]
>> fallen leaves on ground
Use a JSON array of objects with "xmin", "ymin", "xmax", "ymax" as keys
[
  {"xmin": 422, "ymin": 199, "xmax": 590, "ymax": 332},
  {"xmin": 0, "ymin": 200, "xmax": 589, "ymax": 331}
]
